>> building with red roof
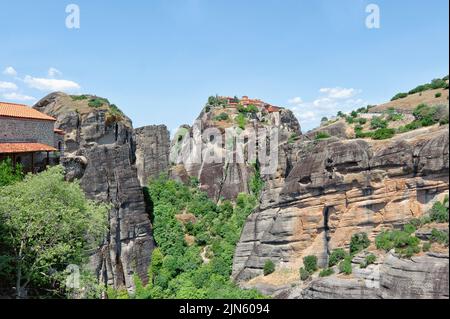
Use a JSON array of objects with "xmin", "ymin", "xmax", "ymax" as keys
[{"xmin": 0, "ymin": 102, "xmax": 64, "ymax": 173}]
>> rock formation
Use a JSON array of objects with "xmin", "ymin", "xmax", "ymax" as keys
[
  {"xmin": 134, "ymin": 125, "xmax": 170, "ymax": 186},
  {"xmin": 33, "ymin": 92, "xmax": 154, "ymax": 291},
  {"xmin": 232, "ymin": 120, "xmax": 449, "ymax": 297},
  {"xmin": 170, "ymin": 97, "xmax": 301, "ymax": 201}
]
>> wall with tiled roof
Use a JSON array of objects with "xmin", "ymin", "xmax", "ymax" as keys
[
  {"xmin": 0, "ymin": 102, "xmax": 56, "ymax": 121},
  {"xmin": 0, "ymin": 117, "xmax": 55, "ymax": 148}
]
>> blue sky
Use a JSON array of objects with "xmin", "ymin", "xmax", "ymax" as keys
[{"xmin": 0, "ymin": 0, "xmax": 448, "ymax": 132}]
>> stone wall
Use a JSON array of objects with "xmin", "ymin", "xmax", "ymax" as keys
[{"xmin": 0, "ymin": 117, "xmax": 55, "ymax": 146}]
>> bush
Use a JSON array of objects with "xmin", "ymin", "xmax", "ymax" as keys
[
  {"xmin": 422, "ymin": 242, "xmax": 431, "ymax": 252},
  {"xmin": 345, "ymin": 116, "xmax": 355, "ymax": 124},
  {"xmin": 0, "ymin": 159, "xmax": 23, "ymax": 187},
  {"xmin": 350, "ymin": 233, "xmax": 370, "ymax": 254},
  {"xmin": 430, "ymin": 197, "xmax": 449, "ymax": 223},
  {"xmin": 288, "ymin": 133, "xmax": 299, "ymax": 144},
  {"xmin": 385, "ymin": 108, "xmax": 404, "ymax": 121},
  {"xmin": 358, "ymin": 118, "xmax": 367, "ymax": 125},
  {"xmin": 430, "ymin": 229, "xmax": 449, "ymax": 246},
  {"xmin": 372, "ymin": 128, "xmax": 395, "ymax": 140},
  {"xmin": 319, "ymin": 268, "xmax": 334, "ymax": 277},
  {"xmin": 263, "ymin": 260, "xmax": 275, "ymax": 276},
  {"xmin": 214, "ymin": 112, "xmax": 229, "ymax": 121},
  {"xmin": 370, "ymin": 117, "xmax": 388, "ymax": 129},
  {"xmin": 403, "ymin": 224, "xmax": 416, "ymax": 234},
  {"xmin": 391, "ymin": 92, "xmax": 408, "ymax": 101},
  {"xmin": 315, "ymin": 132, "xmax": 331, "ymax": 140},
  {"xmin": 88, "ymin": 98, "xmax": 108, "ymax": 108},
  {"xmin": 235, "ymin": 113, "xmax": 247, "ymax": 130},
  {"xmin": 303, "ymin": 255, "xmax": 318, "ymax": 273},
  {"xmin": 339, "ymin": 256, "xmax": 352, "ymax": 275},
  {"xmin": 360, "ymin": 254, "xmax": 376, "ymax": 268},
  {"xmin": 299, "ymin": 267, "xmax": 310, "ymax": 281},
  {"xmin": 435, "ymin": 92, "xmax": 442, "ymax": 98},
  {"xmin": 70, "ymin": 94, "xmax": 88, "ymax": 101},
  {"xmin": 328, "ymin": 248, "xmax": 347, "ymax": 267},
  {"xmin": 351, "ymin": 111, "xmax": 358, "ymax": 118},
  {"xmin": 375, "ymin": 229, "xmax": 420, "ymax": 257}
]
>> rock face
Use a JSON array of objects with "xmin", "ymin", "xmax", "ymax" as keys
[
  {"xmin": 281, "ymin": 251, "xmax": 449, "ymax": 299},
  {"xmin": 134, "ymin": 125, "xmax": 170, "ymax": 186},
  {"xmin": 170, "ymin": 99, "xmax": 301, "ymax": 201},
  {"xmin": 33, "ymin": 92, "xmax": 154, "ymax": 291},
  {"xmin": 232, "ymin": 123, "xmax": 449, "ymax": 295}
]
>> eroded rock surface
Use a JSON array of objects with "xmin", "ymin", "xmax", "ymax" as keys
[
  {"xmin": 34, "ymin": 92, "xmax": 154, "ymax": 291},
  {"xmin": 232, "ymin": 125, "xmax": 449, "ymax": 292},
  {"xmin": 134, "ymin": 125, "xmax": 170, "ymax": 185}
]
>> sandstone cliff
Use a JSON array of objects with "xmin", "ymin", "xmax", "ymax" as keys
[
  {"xmin": 33, "ymin": 92, "xmax": 154, "ymax": 291},
  {"xmin": 232, "ymin": 120, "xmax": 449, "ymax": 297}
]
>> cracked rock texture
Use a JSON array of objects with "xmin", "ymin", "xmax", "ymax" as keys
[
  {"xmin": 134, "ymin": 125, "xmax": 170, "ymax": 186},
  {"xmin": 34, "ymin": 92, "xmax": 154, "ymax": 291},
  {"xmin": 232, "ymin": 123, "xmax": 449, "ymax": 298},
  {"xmin": 170, "ymin": 104, "xmax": 301, "ymax": 201}
]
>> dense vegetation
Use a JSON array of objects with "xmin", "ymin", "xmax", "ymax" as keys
[
  {"xmin": 0, "ymin": 158, "xmax": 23, "ymax": 187},
  {"xmin": 126, "ymin": 175, "xmax": 263, "ymax": 299},
  {"xmin": 0, "ymin": 166, "xmax": 109, "ymax": 298}
]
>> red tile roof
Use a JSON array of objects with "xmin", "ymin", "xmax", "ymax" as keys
[
  {"xmin": 0, "ymin": 102, "xmax": 56, "ymax": 121},
  {"xmin": 0, "ymin": 143, "xmax": 57, "ymax": 154},
  {"xmin": 54, "ymin": 128, "xmax": 65, "ymax": 135}
]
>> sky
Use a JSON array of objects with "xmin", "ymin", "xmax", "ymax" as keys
[{"xmin": 0, "ymin": 0, "xmax": 448, "ymax": 132}]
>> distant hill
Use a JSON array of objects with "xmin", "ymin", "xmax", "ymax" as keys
[{"xmin": 371, "ymin": 76, "xmax": 449, "ymax": 113}]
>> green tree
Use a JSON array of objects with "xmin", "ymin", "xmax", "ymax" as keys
[
  {"xmin": 350, "ymin": 233, "xmax": 370, "ymax": 254},
  {"xmin": 0, "ymin": 158, "xmax": 23, "ymax": 187},
  {"xmin": 0, "ymin": 166, "xmax": 109, "ymax": 298}
]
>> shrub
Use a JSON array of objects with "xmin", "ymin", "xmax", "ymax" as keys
[
  {"xmin": 370, "ymin": 117, "xmax": 388, "ymax": 129},
  {"xmin": 88, "ymin": 98, "xmax": 108, "ymax": 108},
  {"xmin": 357, "ymin": 118, "xmax": 367, "ymax": 125},
  {"xmin": 315, "ymin": 132, "xmax": 331, "ymax": 140},
  {"xmin": 238, "ymin": 104, "xmax": 258, "ymax": 114},
  {"xmin": 372, "ymin": 128, "xmax": 395, "ymax": 140},
  {"xmin": 350, "ymin": 233, "xmax": 370, "ymax": 254},
  {"xmin": 328, "ymin": 248, "xmax": 347, "ymax": 267},
  {"xmin": 288, "ymin": 133, "xmax": 299, "ymax": 144},
  {"xmin": 0, "ymin": 159, "xmax": 23, "ymax": 187},
  {"xmin": 430, "ymin": 197, "xmax": 449, "ymax": 223},
  {"xmin": 355, "ymin": 130, "xmax": 373, "ymax": 139},
  {"xmin": 391, "ymin": 92, "xmax": 408, "ymax": 101},
  {"xmin": 422, "ymin": 242, "xmax": 431, "ymax": 252},
  {"xmin": 403, "ymin": 224, "xmax": 416, "ymax": 234},
  {"xmin": 351, "ymin": 111, "xmax": 358, "ymax": 118},
  {"xmin": 430, "ymin": 229, "xmax": 449, "ymax": 246},
  {"xmin": 385, "ymin": 108, "xmax": 404, "ymax": 121},
  {"xmin": 435, "ymin": 92, "xmax": 442, "ymax": 98},
  {"xmin": 361, "ymin": 254, "xmax": 376, "ymax": 268},
  {"xmin": 375, "ymin": 229, "xmax": 420, "ymax": 257},
  {"xmin": 303, "ymin": 255, "xmax": 318, "ymax": 273},
  {"xmin": 321, "ymin": 117, "xmax": 329, "ymax": 123},
  {"xmin": 263, "ymin": 260, "xmax": 275, "ymax": 276},
  {"xmin": 70, "ymin": 94, "xmax": 88, "ymax": 101},
  {"xmin": 235, "ymin": 113, "xmax": 247, "ymax": 129},
  {"xmin": 214, "ymin": 112, "xmax": 229, "ymax": 121},
  {"xmin": 345, "ymin": 116, "xmax": 355, "ymax": 124},
  {"xmin": 337, "ymin": 111, "xmax": 345, "ymax": 118},
  {"xmin": 339, "ymin": 256, "xmax": 352, "ymax": 275},
  {"xmin": 299, "ymin": 267, "xmax": 310, "ymax": 281},
  {"xmin": 319, "ymin": 268, "xmax": 334, "ymax": 277}
]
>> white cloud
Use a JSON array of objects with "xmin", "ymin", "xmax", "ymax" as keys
[
  {"xmin": 3, "ymin": 66, "xmax": 17, "ymax": 76},
  {"xmin": 319, "ymin": 87, "xmax": 358, "ymax": 99},
  {"xmin": 0, "ymin": 81, "xmax": 18, "ymax": 90},
  {"xmin": 48, "ymin": 67, "xmax": 62, "ymax": 78},
  {"xmin": 24, "ymin": 75, "xmax": 80, "ymax": 92},
  {"xmin": 3, "ymin": 92, "xmax": 36, "ymax": 101},
  {"xmin": 288, "ymin": 86, "xmax": 368, "ymax": 132},
  {"xmin": 288, "ymin": 96, "xmax": 303, "ymax": 105}
]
